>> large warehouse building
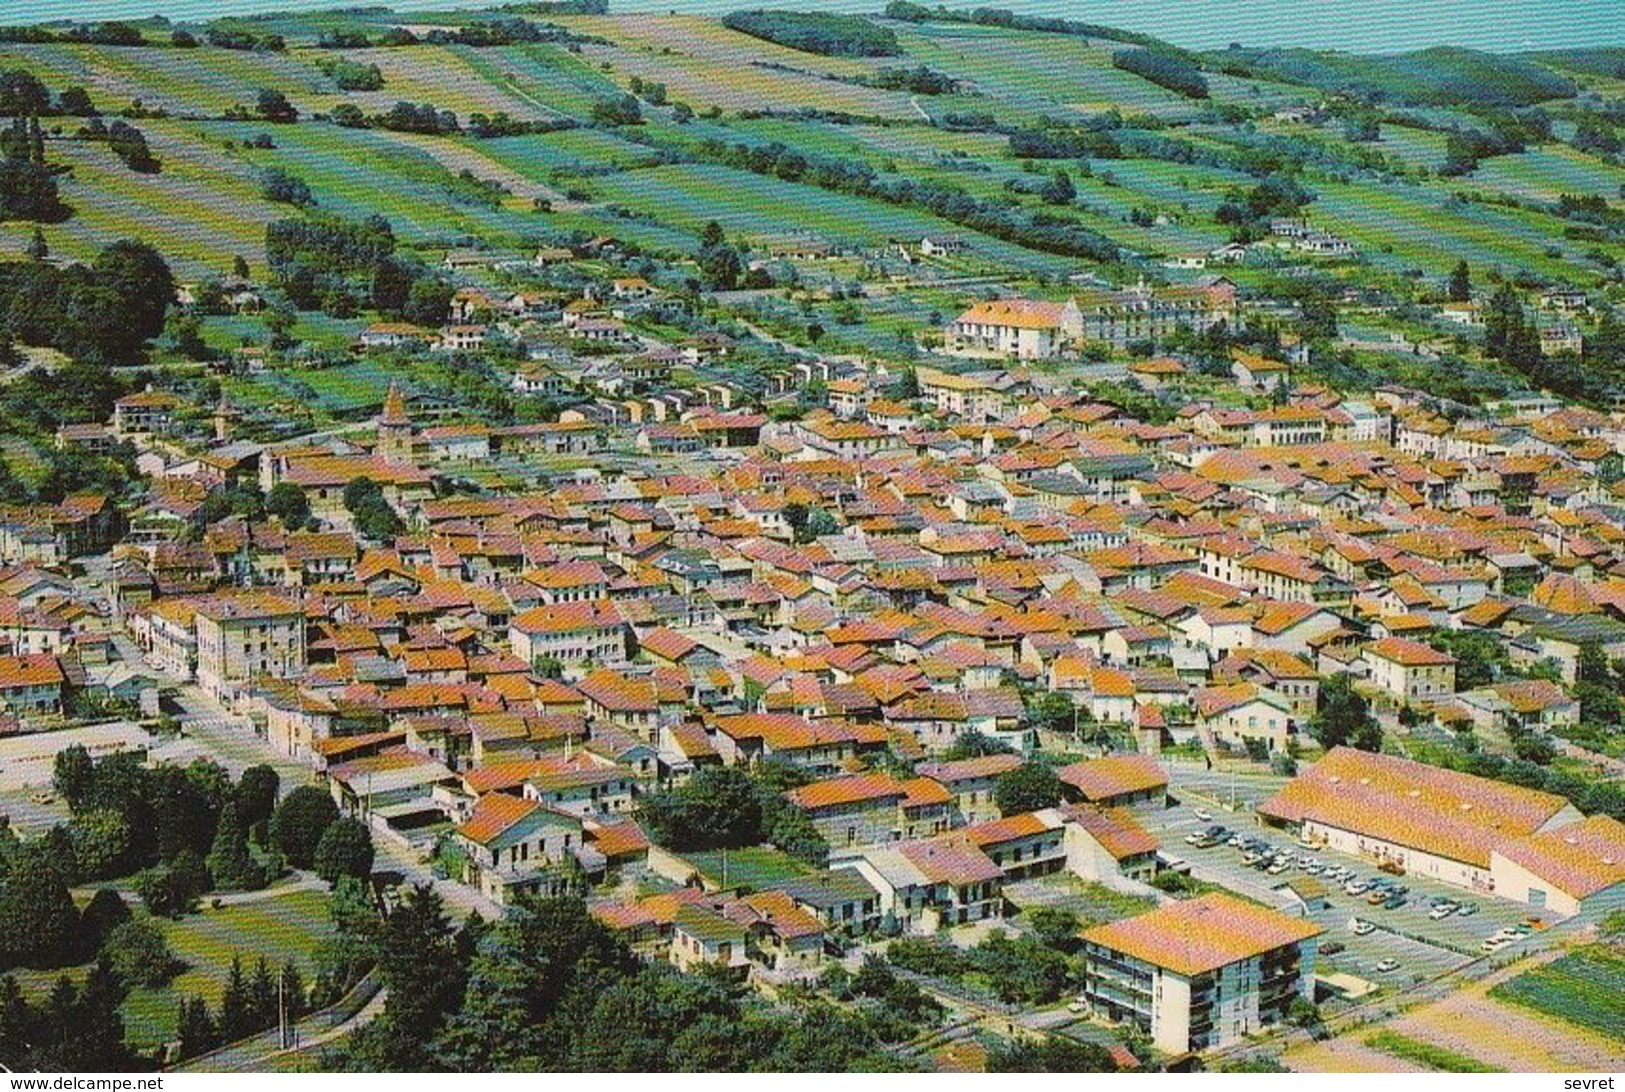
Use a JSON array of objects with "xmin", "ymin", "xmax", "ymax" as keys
[
  {"xmin": 1260, "ymin": 747, "xmax": 1624, "ymax": 915},
  {"xmin": 1259, "ymin": 747, "xmax": 1578, "ymax": 893}
]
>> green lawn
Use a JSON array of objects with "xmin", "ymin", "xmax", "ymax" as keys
[
  {"xmin": 13, "ymin": 885, "xmax": 333, "ymax": 1053},
  {"xmin": 1489, "ymin": 946, "xmax": 1625, "ymax": 1042},
  {"xmin": 686, "ymin": 846, "xmax": 812, "ymax": 891},
  {"xmin": 126, "ymin": 885, "xmax": 334, "ymax": 1050}
]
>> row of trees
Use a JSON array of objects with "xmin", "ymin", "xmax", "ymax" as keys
[
  {"xmin": 1113, "ymin": 49, "xmax": 1209, "ymax": 99},
  {"xmin": 0, "ymin": 70, "xmax": 97, "ymax": 117},
  {"xmin": 0, "ymin": 115, "xmax": 67, "ymax": 223},
  {"xmin": 331, "ymin": 886, "xmax": 910, "ymax": 1071},
  {"xmin": 175, "ymin": 955, "xmax": 309, "ymax": 1061},
  {"xmin": 720, "ymin": 11, "xmax": 900, "ymax": 57},
  {"xmin": 689, "ymin": 138, "xmax": 1118, "ymax": 261}
]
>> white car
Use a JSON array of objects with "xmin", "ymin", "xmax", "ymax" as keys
[
  {"xmin": 1350, "ymin": 919, "xmax": 1376, "ymax": 935},
  {"xmin": 1193, "ymin": 809, "xmax": 1213, "ymax": 822},
  {"xmin": 1375, "ymin": 959, "xmax": 1400, "ymax": 973},
  {"xmin": 1067, "ymin": 1002, "xmax": 1085, "ymax": 1014},
  {"xmin": 1346, "ymin": 881, "xmax": 1370, "ymax": 896},
  {"xmin": 1428, "ymin": 905, "xmax": 1456, "ymax": 920}
]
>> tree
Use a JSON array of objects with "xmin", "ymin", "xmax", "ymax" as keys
[
  {"xmin": 352, "ymin": 884, "xmax": 467, "ymax": 1069},
  {"xmin": 218, "ymin": 956, "xmax": 253, "ymax": 1042},
  {"xmin": 67, "ymin": 808, "xmax": 133, "ymax": 880},
  {"xmin": 314, "ymin": 818, "xmax": 375, "ymax": 886},
  {"xmin": 894, "ymin": 365, "xmax": 920, "ymax": 399},
  {"xmin": 638, "ymin": 766, "xmax": 762, "ymax": 852},
  {"xmin": 1024, "ymin": 691, "xmax": 1077, "ymax": 737},
  {"xmin": 987, "ymin": 1037, "xmax": 1117, "ymax": 1072},
  {"xmin": 994, "ymin": 763, "xmax": 1063, "ymax": 816},
  {"xmin": 1448, "ymin": 260, "xmax": 1472, "ymax": 302},
  {"xmin": 208, "ymin": 801, "xmax": 265, "ymax": 891},
  {"xmin": 265, "ymin": 483, "xmax": 311, "ymax": 529},
  {"xmin": 1430, "ymin": 630, "xmax": 1506, "ymax": 691},
  {"xmin": 261, "ymin": 167, "xmax": 315, "ymax": 207},
  {"xmin": 0, "ymin": 842, "xmax": 79, "ymax": 968},
  {"xmin": 1040, "ymin": 169, "xmax": 1076, "ymax": 205},
  {"xmin": 175, "ymin": 996, "xmax": 218, "ymax": 1059},
  {"xmin": 589, "ymin": 94, "xmax": 642, "ymax": 126},
  {"xmin": 1311, "ymin": 673, "xmax": 1381, "ymax": 752},
  {"xmin": 102, "ymin": 919, "xmax": 178, "ymax": 988},
  {"xmin": 270, "ymin": 786, "xmax": 340, "ymax": 869},
  {"xmin": 92, "ymin": 239, "xmax": 177, "ymax": 348},
  {"xmin": 133, "ymin": 850, "xmax": 211, "ymax": 918},
  {"xmin": 432, "ymin": 893, "xmax": 631, "ymax": 1070},
  {"xmin": 942, "ymin": 730, "xmax": 1013, "ymax": 760},
  {"xmin": 78, "ymin": 888, "xmax": 132, "ymax": 957},
  {"xmin": 1026, "ymin": 906, "xmax": 1081, "ymax": 951},
  {"xmin": 52, "ymin": 744, "xmax": 96, "ymax": 811},
  {"xmin": 255, "ymin": 89, "xmax": 298, "ymax": 123},
  {"xmin": 236, "ymin": 764, "xmax": 281, "ymax": 830}
]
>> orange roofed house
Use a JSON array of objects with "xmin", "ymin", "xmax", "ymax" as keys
[
  {"xmin": 943, "ymin": 298, "xmax": 1081, "ymax": 360},
  {"xmin": 786, "ymin": 772, "xmax": 954, "ymax": 852},
  {"xmin": 1058, "ymin": 754, "xmax": 1170, "ymax": 809},
  {"xmin": 1081, "ymin": 891, "xmax": 1321, "ymax": 1054},
  {"xmin": 452, "ymin": 791, "xmax": 588, "ymax": 905}
]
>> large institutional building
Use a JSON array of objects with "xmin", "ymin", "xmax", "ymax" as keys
[
  {"xmin": 943, "ymin": 279, "xmax": 1238, "ymax": 359},
  {"xmin": 1081, "ymin": 892, "xmax": 1321, "ymax": 1055}
]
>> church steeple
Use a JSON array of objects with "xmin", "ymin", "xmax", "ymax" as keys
[{"xmin": 377, "ymin": 382, "xmax": 414, "ymax": 463}]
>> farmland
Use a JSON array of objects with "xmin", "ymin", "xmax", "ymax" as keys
[
  {"xmin": 1490, "ymin": 945, "xmax": 1625, "ymax": 1043},
  {"xmin": 0, "ymin": 7, "xmax": 1614, "ymax": 289}
]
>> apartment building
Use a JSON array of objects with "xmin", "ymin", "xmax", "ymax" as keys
[
  {"xmin": 1081, "ymin": 892, "xmax": 1321, "ymax": 1054},
  {"xmin": 192, "ymin": 592, "xmax": 307, "ymax": 703}
]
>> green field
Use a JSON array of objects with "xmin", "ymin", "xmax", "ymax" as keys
[
  {"xmin": 685, "ymin": 846, "xmax": 812, "ymax": 890},
  {"xmin": 589, "ymin": 162, "xmax": 1073, "ymax": 270},
  {"xmin": 1363, "ymin": 1030, "xmax": 1505, "ymax": 1073},
  {"xmin": 1490, "ymin": 946, "xmax": 1625, "ymax": 1042},
  {"xmin": 14, "ymin": 885, "xmax": 333, "ymax": 1053}
]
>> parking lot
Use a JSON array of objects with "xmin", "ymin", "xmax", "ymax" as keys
[{"xmin": 1139, "ymin": 803, "xmax": 1562, "ymax": 994}]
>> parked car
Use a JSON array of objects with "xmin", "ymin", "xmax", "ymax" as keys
[
  {"xmin": 1454, "ymin": 903, "xmax": 1477, "ymax": 916},
  {"xmin": 1350, "ymin": 919, "xmax": 1376, "ymax": 935},
  {"xmin": 1382, "ymin": 894, "xmax": 1407, "ymax": 910},
  {"xmin": 1321, "ymin": 941, "xmax": 1346, "ymax": 955},
  {"xmin": 1193, "ymin": 809, "xmax": 1213, "ymax": 822},
  {"xmin": 1375, "ymin": 959, "xmax": 1400, "ymax": 973}
]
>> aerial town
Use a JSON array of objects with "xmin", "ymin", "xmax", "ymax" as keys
[{"xmin": 0, "ymin": 0, "xmax": 1621, "ymax": 1078}]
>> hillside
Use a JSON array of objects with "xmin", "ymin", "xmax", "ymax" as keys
[{"xmin": 0, "ymin": 6, "xmax": 1616, "ymax": 328}]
